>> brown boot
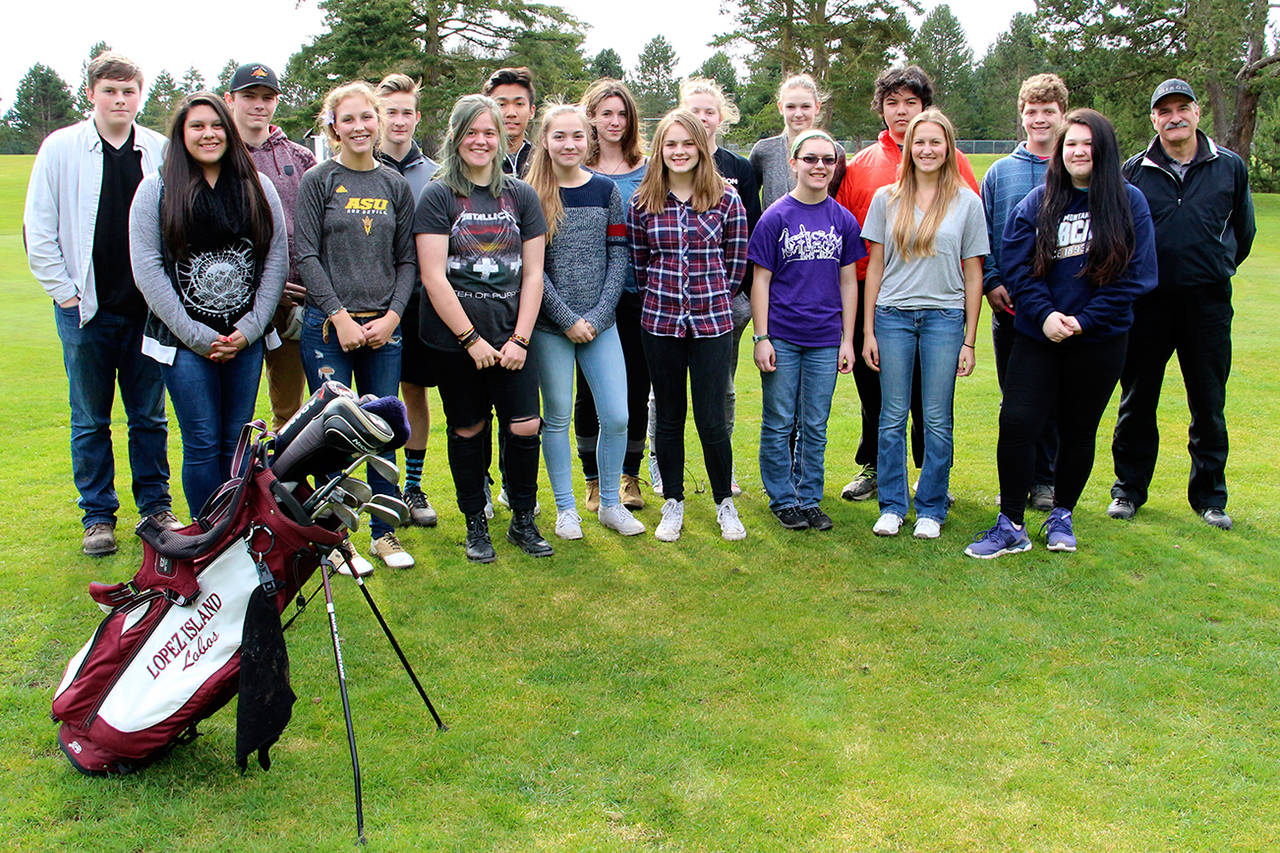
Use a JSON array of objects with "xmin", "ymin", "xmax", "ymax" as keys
[
  {"xmin": 620, "ymin": 474, "xmax": 645, "ymax": 510},
  {"xmin": 584, "ymin": 479, "xmax": 601, "ymax": 512}
]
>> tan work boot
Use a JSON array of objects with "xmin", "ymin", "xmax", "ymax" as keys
[
  {"xmin": 620, "ymin": 474, "xmax": 645, "ymax": 510},
  {"xmin": 584, "ymin": 479, "xmax": 601, "ymax": 513}
]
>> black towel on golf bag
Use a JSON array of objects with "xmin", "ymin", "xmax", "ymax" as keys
[
  {"xmin": 236, "ymin": 586, "xmax": 294, "ymax": 773},
  {"xmin": 51, "ymin": 423, "xmax": 346, "ymax": 776}
]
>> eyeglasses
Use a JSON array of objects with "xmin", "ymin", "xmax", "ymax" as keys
[{"xmin": 798, "ymin": 154, "xmax": 838, "ymax": 166}]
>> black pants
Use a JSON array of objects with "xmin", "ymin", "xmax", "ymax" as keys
[
  {"xmin": 998, "ymin": 333, "xmax": 1127, "ymax": 525},
  {"xmin": 1111, "ymin": 283, "xmax": 1233, "ymax": 511},
  {"xmin": 436, "ymin": 350, "xmax": 541, "ymax": 515},
  {"xmin": 852, "ymin": 279, "xmax": 924, "ymax": 468},
  {"xmin": 575, "ymin": 291, "xmax": 650, "ymax": 478},
  {"xmin": 993, "ymin": 306, "xmax": 1058, "ymax": 488},
  {"xmin": 641, "ymin": 331, "xmax": 734, "ymax": 503}
]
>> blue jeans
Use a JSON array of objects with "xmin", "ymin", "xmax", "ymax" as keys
[
  {"xmin": 874, "ymin": 307, "xmax": 964, "ymax": 522},
  {"xmin": 300, "ymin": 306, "xmax": 403, "ymax": 538},
  {"xmin": 54, "ymin": 304, "xmax": 170, "ymax": 527},
  {"xmin": 164, "ymin": 340, "xmax": 264, "ymax": 517},
  {"xmin": 759, "ymin": 339, "xmax": 839, "ymax": 511},
  {"xmin": 534, "ymin": 326, "xmax": 628, "ymax": 510}
]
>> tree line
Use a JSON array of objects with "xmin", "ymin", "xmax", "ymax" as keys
[{"xmin": 6, "ymin": 0, "xmax": 1280, "ymax": 187}]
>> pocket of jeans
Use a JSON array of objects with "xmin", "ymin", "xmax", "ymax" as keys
[{"xmin": 938, "ymin": 308, "xmax": 964, "ymax": 321}]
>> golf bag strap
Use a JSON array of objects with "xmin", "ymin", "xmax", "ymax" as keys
[
  {"xmin": 88, "ymin": 579, "xmax": 141, "ymax": 609},
  {"xmin": 230, "ymin": 420, "xmax": 268, "ymax": 481},
  {"xmin": 137, "ymin": 446, "xmax": 261, "ymax": 561}
]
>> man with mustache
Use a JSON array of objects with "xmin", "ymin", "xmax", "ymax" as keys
[{"xmin": 1109, "ymin": 79, "xmax": 1255, "ymax": 530}]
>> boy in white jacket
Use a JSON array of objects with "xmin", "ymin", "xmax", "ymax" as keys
[{"xmin": 23, "ymin": 51, "xmax": 176, "ymax": 556}]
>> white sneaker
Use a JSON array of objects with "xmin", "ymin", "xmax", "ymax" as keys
[
  {"xmin": 331, "ymin": 546, "xmax": 375, "ymax": 577},
  {"xmin": 599, "ymin": 504, "xmax": 646, "ymax": 536},
  {"xmin": 554, "ymin": 508, "xmax": 583, "ymax": 540},
  {"xmin": 498, "ymin": 487, "xmax": 540, "ymax": 515},
  {"xmin": 655, "ymin": 498, "xmax": 684, "ymax": 542},
  {"xmin": 913, "ymin": 517, "xmax": 942, "ymax": 539},
  {"xmin": 873, "ymin": 513, "xmax": 903, "ymax": 536},
  {"xmin": 716, "ymin": 497, "xmax": 747, "ymax": 541}
]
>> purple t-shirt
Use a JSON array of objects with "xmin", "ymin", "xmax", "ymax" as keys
[{"xmin": 747, "ymin": 194, "xmax": 866, "ymax": 347}]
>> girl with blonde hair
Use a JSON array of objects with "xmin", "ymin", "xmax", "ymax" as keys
[
  {"xmin": 295, "ymin": 80, "xmax": 418, "ymax": 569},
  {"xmin": 860, "ymin": 109, "xmax": 988, "ymax": 540},
  {"xmin": 748, "ymin": 73, "xmax": 845, "ymax": 208},
  {"xmin": 525, "ymin": 104, "xmax": 643, "ymax": 539}
]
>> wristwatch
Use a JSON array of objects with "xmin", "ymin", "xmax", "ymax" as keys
[{"xmin": 752, "ymin": 334, "xmax": 771, "ymax": 343}]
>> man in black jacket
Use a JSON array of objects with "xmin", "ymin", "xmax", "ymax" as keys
[{"xmin": 1109, "ymin": 79, "xmax": 1255, "ymax": 529}]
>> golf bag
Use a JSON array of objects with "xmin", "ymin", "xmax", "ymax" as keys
[{"xmin": 51, "ymin": 422, "xmax": 347, "ymax": 776}]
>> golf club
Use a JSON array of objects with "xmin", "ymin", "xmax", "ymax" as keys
[{"xmin": 364, "ymin": 494, "xmax": 410, "ymax": 526}]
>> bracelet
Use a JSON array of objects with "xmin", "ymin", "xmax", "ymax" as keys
[
  {"xmin": 459, "ymin": 328, "xmax": 481, "ymax": 349},
  {"xmin": 752, "ymin": 334, "xmax": 771, "ymax": 343},
  {"xmin": 509, "ymin": 333, "xmax": 530, "ymax": 350},
  {"xmin": 454, "ymin": 324, "xmax": 475, "ymax": 343},
  {"xmin": 962, "ymin": 343, "xmax": 975, "ymax": 349}
]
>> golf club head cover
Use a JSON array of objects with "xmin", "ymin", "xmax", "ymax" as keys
[
  {"xmin": 272, "ymin": 381, "xmax": 355, "ymax": 459},
  {"xmin": 359, "ymin": 396, "xmax": 410, "ymax": 452},
  {"xmin": 322, "ymin": 404, "xmax": 394, "ymax": 458},
  {"xmin": 270, "ymin": 397, "xmax": 364, "ymax": 483}
]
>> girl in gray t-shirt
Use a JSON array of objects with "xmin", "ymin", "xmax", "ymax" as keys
[{"xmin": 860, "ymin": 110, "xmax": 989, "ymax": 539}]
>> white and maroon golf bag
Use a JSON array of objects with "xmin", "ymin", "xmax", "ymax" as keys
[{"xmin": 51, "ymin": 421, "xmax": 347, "ymax": 776}]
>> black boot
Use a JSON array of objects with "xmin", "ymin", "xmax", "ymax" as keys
[
  {"xmin": 507, "ymin": 510, "xmax": 554, "ymax": 557},
  {"xmin": 464, "ymin": 510, "xmax": 496, "ymax": 563}
]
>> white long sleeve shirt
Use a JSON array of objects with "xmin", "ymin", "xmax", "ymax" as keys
[{"xmin": 23, "ymin": 118, "xmax": 167, "ymax": 326}]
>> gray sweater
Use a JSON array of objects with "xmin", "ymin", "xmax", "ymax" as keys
[
  {"xmin": 129, "ymin": 171, "xmax": 287, "ymax": 357},
  {"xmin": 536, "ymin": 175, "xmax": 627, "ymax": 334},
  {"xmin": 294, "ymin": 158, "xmax": 417, "ymax": 319}
]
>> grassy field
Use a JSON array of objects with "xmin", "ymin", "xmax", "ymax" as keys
[{"xmin": 2, "ymin": 152, "xmax": 1278, "ymax": 851}]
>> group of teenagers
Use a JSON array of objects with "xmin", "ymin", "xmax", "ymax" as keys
[{"xmin": 26, "ymin": 50, "xmax": 1254, "ymax": 571}]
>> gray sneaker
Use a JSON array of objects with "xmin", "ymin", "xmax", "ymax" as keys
[
  {"xmin": 1027, "ymin": 483, "xmax": 1055, "ymax": 512},
  {"xmin": 1200, "ymin": 508, "xmax": 1233, "ymax": 530},
  {"xmin": 841, "ymin": 464, "xmax": 877, "ymax": 501},
  {"xmin": 82, "ymin": 522, "xmax": 118, "ymax": 557},
  {"xmin": 1107, "ymin": 497, "xmax": 1136, "ymax": 520},
  {"xmin": 403, "ymin": 486, "xmax": 438, "ymax": 527}
]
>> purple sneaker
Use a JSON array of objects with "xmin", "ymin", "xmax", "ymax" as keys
[
  {"xmin": 1042, "ymin": 507, "xmax": 1077, "ymax": 552},
  {"xmin": 964, "ymin": 513, "xmax": 1032, "ymax": 559}
]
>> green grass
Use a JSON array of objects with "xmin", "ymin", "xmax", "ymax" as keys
[{"xmin": 2, "ymin": 152, "xmax": 1279, "ymax": 850}]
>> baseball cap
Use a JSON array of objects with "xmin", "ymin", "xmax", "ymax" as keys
[
  {"xmin": 229, "ymin": 63, "xmax": 281, "ymax": 94},
  {"xmin": 1150, "ymin": 79, "xmax": 1196, "ymax": 110}
]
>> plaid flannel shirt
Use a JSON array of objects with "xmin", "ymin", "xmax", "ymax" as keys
[{"xmin": 626, "ymin": 186, "xmax": 748, "ymax": 338}]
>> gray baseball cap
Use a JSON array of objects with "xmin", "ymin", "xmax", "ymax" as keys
[{"xmin": 1150, "ymin": 79, "xmax": 1196, "ymax": 110}]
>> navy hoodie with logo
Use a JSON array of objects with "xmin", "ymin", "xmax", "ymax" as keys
[{"xmin": 1001, "ymin": 183, "xmax": 1158, "ymax": 342}]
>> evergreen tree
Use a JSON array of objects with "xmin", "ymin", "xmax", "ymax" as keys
[
  {"xmin": 590, "ymin": 48, "xmax": 625, "ymax": 81},
  {"xmin": 75, "ymin": 41, "xmax": 111, "ymax": 117},
  {"xmin": 972, "ymin": 13, "xmax": 1055, "ymax": 140},
  {"xmin": 181, "ymin": 67, "xmax": 207, "ymax": 94},
  {"xmin": 696, "ymin": 50, "xmax": 738, "ymax": 95},
  {"xmin": 631, "ymin": 35, "xmax": 678, "ymax": 119},
  {"xmin": 714, "ymin": 0, "xmax": 916, "ymax": 141},
  {"xmin": 215, "ymin": 59, "xmax": 239, "ymax": 96},
  {"xmin": 4, "ymin": 63, "xmax": 79, "ymax": 153},
  {"xmin": 909, "ymin": 5, "xmax": 977, "ymax": 136},
  {"xmin": 138, "ymin": 70, "xmax": 183, "ymax": 133}
]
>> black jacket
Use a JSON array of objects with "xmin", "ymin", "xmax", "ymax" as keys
[{"xmin": 1122, "ymin": 130, "xmax": 1255, "ymax": 290}]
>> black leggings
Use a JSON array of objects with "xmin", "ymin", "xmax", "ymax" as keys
[
  {"xmin": 436, "ymin": 350, "xmax": 541, "ymax": 515},
  {"xmin": 641, "ymin": 331, "xmax": 734, "ymax": 503},
  {"xmin": 997, "ymin": 333, "xmax": 1127, "ymax": 525},
  {"xmin": 575, "ymin": 290, "xmax": 650, "ymax": 478}
]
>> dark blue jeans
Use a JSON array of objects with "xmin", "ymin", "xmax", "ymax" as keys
[
  {"xmin": 163, "ymin": 340, "xmax": 264, "ymax": 518},
  {"xmin": 54, "ymin": 303, "xmax": 170, "ymax": 527},
  {"xmin": 300, "ymin": 306, "xmax": 403, "ymax": 538}
]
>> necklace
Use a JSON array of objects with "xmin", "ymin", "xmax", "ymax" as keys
[{"xmin": 594, "ymin": 154, "xmax": 630, "ymax": 175}]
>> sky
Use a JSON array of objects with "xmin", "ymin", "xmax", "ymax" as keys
[{"xmin": 1, "ymin": 0, "xmax": 1037, "ymax": 111}]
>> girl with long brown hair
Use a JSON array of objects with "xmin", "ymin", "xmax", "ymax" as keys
[{"xmin": 627, "ymin": 109, "xmax": 748, "ymax": 543}]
